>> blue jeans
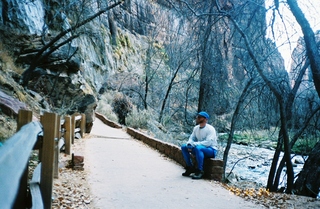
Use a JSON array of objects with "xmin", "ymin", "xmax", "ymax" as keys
[{"xmin": 181, "ymin": 144, "xmax": 217, "ymax": 171}]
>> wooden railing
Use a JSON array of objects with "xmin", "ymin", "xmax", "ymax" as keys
[{"xmin": 0, "ymin": 109, "xmax": 86, "ymax": 209}]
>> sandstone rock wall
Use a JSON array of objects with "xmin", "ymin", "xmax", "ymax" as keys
[{"xmin": 0, "ymin": 0, "xmax": 45, "ymax": 35}]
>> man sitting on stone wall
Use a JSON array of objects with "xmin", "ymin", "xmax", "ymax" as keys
[{"xmin": 181, "ymin": 111, "xmax": 218, "ymax": 179}]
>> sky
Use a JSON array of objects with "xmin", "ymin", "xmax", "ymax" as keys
[{"xmin": 265, "ymin": 0, "xmax": 320, "ymax": 70}]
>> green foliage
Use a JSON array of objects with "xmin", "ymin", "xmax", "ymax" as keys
[
  {"xmin": 114, "ymin": 47, "xmax": 123, "ymax": 60},
  {"xmin": 0, "ymin": 115, "xmax": 16, "ymax": 142},
  {"xmin": 292, "ymin": 137, "xmax": 320, "ymax": 155},
  {"xmin": 124, "ymin": 35, "xmax": 131, "ymax": 48},
  {"xmin": 0, "ymin": 43, "xmax": 23, "ymax": 74},
  {"xmin": 160, "ymin": 114, "xmax": 173, "ymax": 127},
  {"xmin": 218, "ymin": 129, "xmax": 320, "ymax": 155},
  {"xmin": 115, "ymin": 31, "xmax": 132, "ymax": 50},
  {"xmin": 148, "ymin": 121, "xmax": 176, "ymax": 144},
  {"xmin": 117, "ymin": 33, "xmax": 131, "ymax": 48},
  {"xmin": 152, "ymin": 41, "xmax": 163, "ymax": 49},
  {"xmin": 96, "ymin": 93, "xmax": 118, "ymax": 122},
  {"xmin": 219, "ymin": 130, "xmax": 279, "ymax": 149},
  {"xmin": 126, "ymin": 108, "xmax": 154, "ymax": 129}
]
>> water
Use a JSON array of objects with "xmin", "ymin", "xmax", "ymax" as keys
[{"xmin": 223, "ymin": 144, "xmax": 305, "ymax": 188}]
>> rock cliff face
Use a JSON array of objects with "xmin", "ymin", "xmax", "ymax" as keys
[
  {"xmin": 0, "ymin": 0, "xmax": 285, "ymax": 130},
  {"xmin": 290, "ymin": 31, "xmax": 320, "ymax": 85},
  {"xmin": 0, "ymin": 0, "xmax": 45, "ymax": 35},
  {"xmin": 0, "ymin": 0, "xmax": 178, "ymax": 88},
  {"xmin": 0, "ymin": 1, "xmax": 147, "ymax": 125},
  {"xmin": 0, "ymin": 0, "xmax": 186, "ymax": 127}
]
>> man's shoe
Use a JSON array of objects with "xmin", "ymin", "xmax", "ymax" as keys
[
  {"xmin": 182, "ymin": 166, "xmax": 195, "ymax": 177},
  {"xmin": 192, "ymin": 169, "xmax": 204, "ymax": 179}
]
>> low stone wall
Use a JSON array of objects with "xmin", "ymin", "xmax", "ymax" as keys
[
  {"xmin": 126, "ymin": 127, "xmax": 224, "ymax": 182},
  {"xmin": 95, "ymin": 112, "xmax": 122, "ymax": 129}
]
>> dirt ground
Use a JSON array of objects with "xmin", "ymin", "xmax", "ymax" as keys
[
  {"xmin": 52, "ymin": 120, "xmax": 320, "ymax": 209},
  {"xmin": 51, "ymin": 136, "xmax": 91, "ymax": 209}
]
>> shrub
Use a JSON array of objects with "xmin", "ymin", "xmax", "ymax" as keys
[
  {"xmin": 96, "ymin": 93, "xmax": 118, "ymax": 122},
  {"xmin": 0, "ymin": 115, "xmax": 16, "ymax": 142},
  {"xmin": 0, "ymin": 43, "xmax": 23, "ymax": 74},
  {"xmin": 125, "ymin": 107, "xmax": 153, "ymax": 129},
  {"xmin": 111, "ymin": 93, "xmax": 132, "ymax": 125}
]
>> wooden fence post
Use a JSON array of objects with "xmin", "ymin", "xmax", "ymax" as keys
[
  {"xmin": 17, "ymin": 109, "xmax": 33, "ymax": 131},
  {"xmin": 64, "ymin": 115, "xmax": 72, "ymax": 155},
  {"xmin": 13, "ymin": 109, "xmax": 33, "ymax": 209},
  {"xmin": 40, "ymin": 112, "xmax": 58, "ymax": 209},
  {"xmin": 38, "ymin": 115, "xmax": 43, "ymax": 162},
  {"xmin": 54, "ymin": 115, "xmax": 61, "ymax": 179},
  {"xmin": 80, "ymin": 113, "xmax": 86, "ymax": 137},
  {"xmin": 71, "ymin": 114, "xmax": 76, "ymax": 144}
]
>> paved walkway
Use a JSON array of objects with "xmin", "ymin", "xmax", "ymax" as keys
[{"xmin": 85, "ymin": 118, "xmax": 265, "ymax": 209}]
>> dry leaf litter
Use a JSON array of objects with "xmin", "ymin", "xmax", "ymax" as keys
[{"xmin": 29, "ymin": 134, "xmax": 92, "ymax": 209}]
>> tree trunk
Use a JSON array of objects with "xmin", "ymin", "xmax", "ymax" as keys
[
  {"xmin": 293, "ymin": 141, "xmax": 320, "ymax": 197},
  {"xmin": 159, "ymin": 63, "xmax": 182, "ymax": 122},
  {"xmin": 267, "ymin": 131, "xmax": 283, "ymax": 191},
  {"xmin": 287, "ymin": 0, "xmax": 320, "ymax": 197},
  {"xmin": 144, "ymin": 46, "xmax": 152, "ymax": 110},
  {"xmin": 199, "ymin": 53, "xmax": 216, "ymax": 115},
  {"xmin": 279, "ymin": 101, "xmax": 294, "ymax": 193},
  {"xmin": 198, "ymin": 9, "xmax": 229, "ymax": 117},
  {"xmin": 223, "ymin": 78, "xmax": 254, "ymax": 181},
  {"xmin": 230, "ymin": 16, "xmax": 296, "ymax": 193},
  {"xmin": 198, "ymin": 6, "xmax": 216, "ymax": 116},
  {"xmin": 108, "ymin": 12, "xmax": 118, "ymax": 46}
]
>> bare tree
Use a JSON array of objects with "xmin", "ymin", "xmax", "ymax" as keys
[
  {"xmin": 223, "ymin": 77, "xmax": 258, "ymax": 180},
  {"xmin": 158, "ymin": 16, "xmax": 198, "ymax": 122},
  {"xmin": 286, "ymin": 0, "xmax": 320, "ymax": 197},
  {"xmin": 227, "ymin": 2, "xmax": 320, "ymax": 193},
  {"xmin": 174, "ymin": 0, "xmax": 320, "ymax": 194}
]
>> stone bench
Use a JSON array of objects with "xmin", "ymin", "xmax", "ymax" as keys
[{"xmin": 126, "ymin": 127, "xmax": 223, "ymax": 181}]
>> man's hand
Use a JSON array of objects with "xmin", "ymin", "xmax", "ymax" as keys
[{"xmin": 187, "ymin": 143, "xmax": 193, "ymax": 152}]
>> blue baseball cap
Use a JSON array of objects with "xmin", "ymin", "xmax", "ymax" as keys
[{"xmin": 197, "ymin": 111, "xmax": 209, "ymax": 119}]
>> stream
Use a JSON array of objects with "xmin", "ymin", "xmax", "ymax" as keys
[{"xmin": 220, "ymin": 143, "xmax": 306, "ymax": 188}]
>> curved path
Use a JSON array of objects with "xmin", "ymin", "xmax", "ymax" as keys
[{"xmin": 85, "ymin": 118, "xmax": 265, "ymax": 209}]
